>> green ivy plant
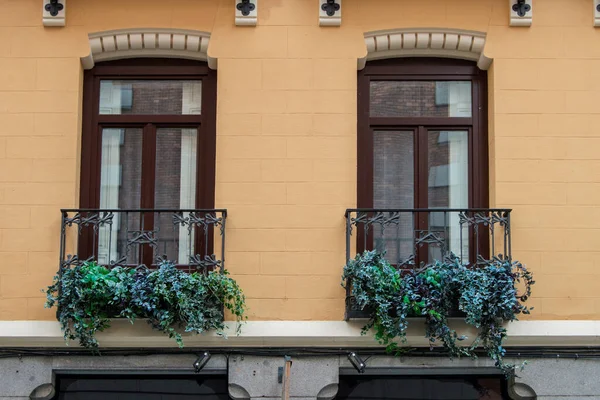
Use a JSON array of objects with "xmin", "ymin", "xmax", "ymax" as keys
[
  {"xmin": 342, "ymin": 251, "xmax": 534, "ymax": 375},
  {"xmin": 45, "ymin": 261, "xmax": 246, "ymax": 349}
]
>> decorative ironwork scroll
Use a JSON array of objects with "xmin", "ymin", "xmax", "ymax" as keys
[{"xmin": 59, "ymin": 209, "xmax": 227, "ymax": 274}]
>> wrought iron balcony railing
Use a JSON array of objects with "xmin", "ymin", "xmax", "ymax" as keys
[
  {"xmin": 59, "ymin": 209, "xmax": 227, "ymax": 272},
  {"xmin": 344, "ymin": 208, "xmax": 512, "ymax": 319}
]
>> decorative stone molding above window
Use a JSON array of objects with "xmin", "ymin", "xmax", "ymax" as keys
[
  {"xmin": 80, "ymin": 29, "xmax": 216, "ymax": 70},
  {"xmin": 235, "ymin": 0, "xmax": 258, "ymax": 26},
  {"xmin": 509, "ymin": 0, "xmax": 532, "ymax": 27},
  {"xmin": 358, "ymin": 29, "xmax": 492, "ymax": 71},
  {"xmin": 595, "ymin": 0, "xmax": 600, "ymax": 27},
  {"xmin": 42, "ymin": 0, "xmax": 65, "ymax": 27},
  {"xmin": 319, "ymin": 0, "xmax": 342, "ymax": 27}
]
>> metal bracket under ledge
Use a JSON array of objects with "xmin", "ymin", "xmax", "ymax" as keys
[
  {"xmin": 235, "ymin": 0, "xmax": 257, "ymax": 26},
  {"xmin": 43, "ymin": 0, "xmax": 66, "ymax": 27},
  {"xmin": 319, "ymin": 0, "xmax": 341, "ymax": 26},
  {"xmin": 509, "ymin": 0, "xmax": 532, "ymax": 27}
]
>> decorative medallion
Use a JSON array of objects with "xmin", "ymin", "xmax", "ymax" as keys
[
  {"xmin": 235, "ymin": 0, "xmax": 258, "ymax": 26},
  {"xmin": 43, "ymin": 0, "xmax": 66, "ymax": 27},
  {"xmin": 319, "ymin": 0, "xmax": 342, "ymax": 26}
]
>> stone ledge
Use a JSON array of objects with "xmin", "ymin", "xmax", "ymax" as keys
[{"xmin": 0, "ymin": 320, "xmax": 598, "ymax": 348}]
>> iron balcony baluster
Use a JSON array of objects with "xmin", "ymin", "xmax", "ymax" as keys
[
  {"xmin": 344, "ymin": 208, "xmax": 512, "ymax": 319},
  {"xmin": 58, "ymin": 208, "xmax": 227, "ymax": 275}
]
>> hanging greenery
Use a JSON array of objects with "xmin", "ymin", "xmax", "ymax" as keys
[
  {"xmin": 45, "ymin": 261, "xmax": 246, "ymax": 349},
  {"xmin": 342, "ymin": 251, "xmax": 534, "ymax": 375}
]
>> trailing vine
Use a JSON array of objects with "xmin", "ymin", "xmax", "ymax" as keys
[
  {"xmin": 45, "ymin": 261, "xmax": 246, "ymax": 349},
  {"xmin": 342, "ymin": 251, "xmax": 534, "ymax": 375}
]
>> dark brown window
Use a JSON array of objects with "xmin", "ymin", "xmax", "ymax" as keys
[
  {"xmin": 357, "ymin": 58, "xmax": 489, "ymax": 265},
  {"xmin": 80, "ymin": 59, "xmax": 217, "ymax": 210},
  {"xmin": 79, "ymin": 59, "xmax": 217, "ymax": 265}
]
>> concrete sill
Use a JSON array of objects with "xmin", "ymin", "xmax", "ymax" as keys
[{"xmin": 0, "ymin": 320, "xmax": 598, "ymax": 348}]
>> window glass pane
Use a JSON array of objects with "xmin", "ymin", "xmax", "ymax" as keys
[
  {"xmin": 154, "ymin": 128, "xmax": 198, "ymax": 264},
  {"xmin": 428, "ymin": 130, "xmax": 469, "ymax": 262},
  {"xmin": 373, "ymin": 131, "xmax": 414, "ymax": 265},
  {"xmin": 98, "ymin": 128, "xmax": 143, "ymax": 265},
  {"xmin": 99, "ymin": 80, "xmax": 202, "ymax": 115},
  {"xmin": 370, "ymin": 81, "xmax": 472, "ymax": 117}
]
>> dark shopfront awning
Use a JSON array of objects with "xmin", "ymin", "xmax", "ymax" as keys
[
  {"xmin": 53, "ymin": 374, "xmax": 229, "ymax": 400},
  {"xmin": 337, "ymin": 375, "xmax": 507, "ymax": 400}
]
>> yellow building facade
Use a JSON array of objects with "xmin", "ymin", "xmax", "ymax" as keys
[{"xmin": 0, "ymin": 0, "xmax": 600, "ymax": 398}]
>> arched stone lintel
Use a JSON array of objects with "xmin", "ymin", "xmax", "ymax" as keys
[
  {"xmin": 80, "ymin": 28, "xmax": 217, "ymax": 70},
  {"xmin": 357, "ymin": 28, "xmax": 492, "ymax": 71}
]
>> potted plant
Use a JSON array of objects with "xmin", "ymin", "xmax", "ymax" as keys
[
  {"xmin": 342, "ymin": 250, "xmax": 534, "ymax": 374},
  {"xmin": 45, "ymin": 261, "xmax": 246, "ymax": 349}
]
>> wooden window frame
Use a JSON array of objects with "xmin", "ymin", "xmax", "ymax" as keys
[
  {"xmin": 357, "ymin": 58, "xmax": 489, "ymax": 262},
  {"xmin": 79, "ymin": 58, "xmax": 218, "ymax": 210},
  {"xmin": 357, "ymin": 58, "xmax": 489, "ymax": 210},
  {"xmin": 78, "ymin": 59, "xmax": 217, "ymax": 266}
]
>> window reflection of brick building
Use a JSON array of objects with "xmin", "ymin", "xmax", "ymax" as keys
[
  {"xmin": 373, "ymin": 130, "xmax": 414, "ymax": 264},
  {"xmin": 113, "ymin": 82, "xmax": 195, "ymax": 265},
  {"xmin": 370, "ymin": 81, "xmax": 449, "ymax": 117},
  {"xmin": 369, "ymin": 81, "xmax": 462, "ymax": 265}
]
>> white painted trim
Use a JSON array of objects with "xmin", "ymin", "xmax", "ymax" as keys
[
  {"xmin": 0, "ymin": 320, "xmax": 598, "ymax": 348},
  {"xmin": 235, "ymin": 0, "xmax": 258, "ymax": 26},
  {"xmin": 509, "ymin": 0, "xmax": 533, "ymax": 27},
  {"xmin": 319, "ymin": 0, "xmax": 342, "ymax": 27},
  {"xmin": 42, "ymin": 0, "xmax": 66, "ymax": 27},
  {"xmin": 358, "ymin": 29, "xmax": 492, "ymax": 71},
  {"xmin": 80, "ymin": 29, "xmax": 217, "ymax": 70}
]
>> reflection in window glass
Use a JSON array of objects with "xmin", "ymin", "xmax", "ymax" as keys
[
  {"xmin": 428, "ymin": 130, "xmax": 469, "ymax": 263},
  {"xmin": 154, "ymin": 128, "xmax": 198, "ymax": 264},
  {"xmin": 373, "ymin": 131, "xmax": 414, "ymax": 265},
  {"xmin": 99, "ymin": 80, "xmax": 202, "ymax": 115},
  {"xmin": 98, "ymin": 128, "xmax": 143, "ymax": 265},
  {"xmin": 370, "ymin": 81, "xmax": 472, "ymax": 118}
]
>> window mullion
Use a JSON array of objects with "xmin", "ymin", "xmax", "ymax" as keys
[
  {"xmin": 140, "ymin": 123, "xmax": 157, "ymax": 209},
  {"xmin": 416, "ymin": 126, "xmax": 429, "ymax": 210},
  {"xmin": 415, "ymin": 126, "xmax": 429, "ymax": 265},
  {"xmin": 140, "ymin": 123, "xmax": 157, "ymax": 267}
]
